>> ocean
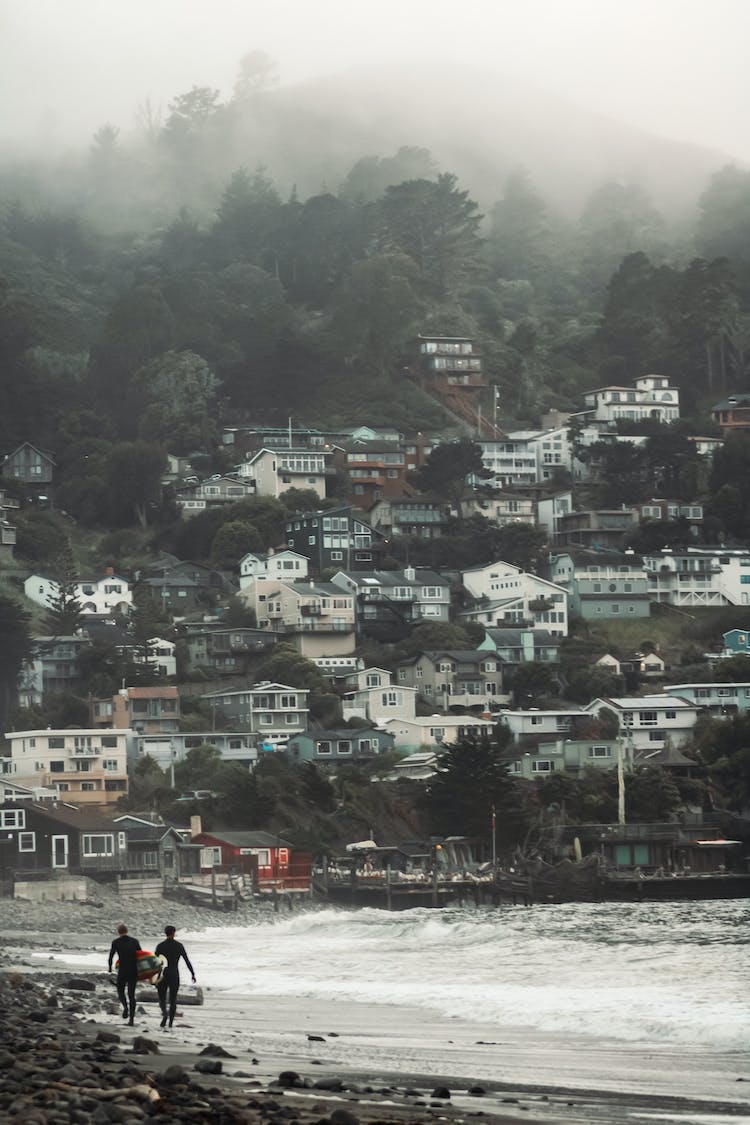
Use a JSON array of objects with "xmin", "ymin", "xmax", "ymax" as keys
[{"xmin": 184, "ymin": 899, "xmax": 750, "ymax": 1051}]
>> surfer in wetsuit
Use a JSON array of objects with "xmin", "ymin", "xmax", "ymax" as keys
[
  {"xmin": 155, "ymin": 925, "xmax": 196, "ymax": 1029},
  {"xmin": 107, "ymin": 922, "xmax": 141, "ymax": 1025}
]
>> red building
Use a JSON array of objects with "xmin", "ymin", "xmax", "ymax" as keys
[{"xmin": 191, "ymin": 827, "xmax": 312, "ymax": 893}]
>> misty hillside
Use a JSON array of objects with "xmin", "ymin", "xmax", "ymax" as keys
[{"xmin": 261, "ymin": 61, "xmax": 733, "ymax": 217}]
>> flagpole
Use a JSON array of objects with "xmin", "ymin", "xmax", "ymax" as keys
[{"xmin": 491, "ymin": 804, "xmax": 497, "ymax": 865}]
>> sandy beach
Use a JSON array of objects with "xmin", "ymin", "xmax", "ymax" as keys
[{"xmin": 2, "ymin": 891, "xmax": 750, "ymax": 1124}]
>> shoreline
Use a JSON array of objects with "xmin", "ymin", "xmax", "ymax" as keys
[{"xmin": 2, "ymin": 892, "xmax": 750, "ymax": 1123}]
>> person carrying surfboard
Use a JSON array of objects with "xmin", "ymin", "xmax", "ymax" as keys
[
  {"xmin": 107, "ymin": 923, "xmax": 141, "ymax": 1026},
  {"xmin": 155, "ymin": 925, "xmax": 196, "ymax": 1029}
]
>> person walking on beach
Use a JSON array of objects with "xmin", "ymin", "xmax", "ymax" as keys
[
  {"xmin": 107, "ymin": 923, "xmax": 141, "ymax": 1025},
  {"xmin": 155, "ymin": 925, "xmax": 196, "ymax": 1029}
]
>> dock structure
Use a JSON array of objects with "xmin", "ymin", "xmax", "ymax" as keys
[{"xmin": 313, "ymin": 860, "xmax": 533, "ymax": 910}]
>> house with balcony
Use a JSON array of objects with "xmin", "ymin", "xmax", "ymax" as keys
[
  {"xmin": 496, "ymin": 707, "xmax": 589, "ymax": 744},
  {"xmin": 175, "ymin": 474, "xmax": 254, "ymax": 517},
  {"xmin": 0, "ymin": 801, "xmax": 129, "ymax": 880},
  {"xmin": 189, "ymin": 823, "xmax": 312, "ymax": 895},
  {"xmin": 582, "ymin": 375, "xmax": 680, "ymax": 425},
  {"xmin": 341, "ymin": 678, "xmax": 418, "ymax": 725},
  {"xmin": 239, "ymin": 549, "xmax": 309, "ymax": 589},
  {"xmin": 463, "ymin": 489, "xmax": 536, "ymax": 527},
  {"xmin": 477, "ymin": 628, "xmax": 561, "ymax": 668},
  {"xmin": 284, "ymin": 505, "xmax": 385, "ymax": 572},
  {"xmin": 554, "ymin": 508, "xmax": 638, "ymax": 549},
  {"xmin": 3, "ymin": 728, "xmax": 129, "ymax": 806},
  {"xmin": 396, "ymin": 650, "xmax": 508, "ymax": 711},
  {"xmin": 243, "ymin": 578, "xmax": 356, "ymax": 657},
  {"xmin": 24, "ymin": 570, "xmax": 132, "ymax": 617},
  {"xmin": 181, "ymin": 622, "xmax": 279, "ymax": 676},
  {"xmin": 410, "ymin": 335, "xmax": 498, "ymax": 437},
  {"xmin": 368, "ymin": 494, "xmax": 451, "ymax": 540},
  {"xmin": 18, "ymin": 634, "xmax": 92, "ymax": 708},
  {"xmin": 2, "ymin": 443, "xmax": 55, "ymax": 502},
  {"xmin": 643, "ymin": 548, "xmax": 750, "ymax": 607},
  {"xmin": 668, "ymin": 682, "xmax": 750, "ymax": 717},
  {"xmin": 236, "ymin": 447, "xmax": 330, "ymax": 501},
  {"xmin": 711, "ymin": 393, "xmax": 750, "ymax": 432},
  {"xmin": 331, "ymin": 566, "xmax": 451, "ymax": 642},
  {"xmin": 91, "ymin": 686, "xmax": 180, "ymax": 734},
  {"xmin": 503, "ymin": 737, "xmax": 625, "ymax": 779},
  {"xmin": 460, "ymin": 561, "xmax": 568, "ymax": 635},
  {"xmin": 547, "ymin": 549, "xmax": 651, "ymax": 619},
  {"xmin": 335, "ymin": 439, "xmax": 411, "ymax": 508},
  {"xmin": 286, "ymin": 727, "xmax": 395, "ymax": 765},
  {"xmin": 721, "ymin": 628, "xmax": 750, "ymax": 656},
  {"xmin": 582, "ymin": 695, "xmax": 701, "ymax": 751},
  {"xmin": 376, "ymin": 714, "xmax": 497, "ymax": 754},
  {"xmin": 637, "ymin": 499, "xmax": 704, "ymax": 531},
  {"xmin": 200, "ymin": 682, "xmax": 310, "ymax": 749},
  {"xmin": 478, "ymin": 436, "xmax": 539, "ymax": 487},
  {"xmin": 133, "ymin": 731, "xmax": 258, "ymax": 772}
]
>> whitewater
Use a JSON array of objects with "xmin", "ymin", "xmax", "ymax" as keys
[{"xmin": 182, "ymin": 899, "xmax": 750, "ymax": 1050}]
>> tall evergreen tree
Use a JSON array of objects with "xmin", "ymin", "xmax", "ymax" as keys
[
  {"xmin": 44, "ymin": 542, "xmax": 83, "ymax": 636},
  {"xmin": 0, "ymin": 595, "xmax": 32, "ymax": 730}
]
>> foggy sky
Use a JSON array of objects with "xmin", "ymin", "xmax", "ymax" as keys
[{"xmin": 2, "ymin": 0, "xmax": 749, "ymax": 162}]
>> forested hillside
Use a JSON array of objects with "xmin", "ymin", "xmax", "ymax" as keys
[{"xmin": 1, "ymin": 59, "xmax": 750, "ymax": 529}]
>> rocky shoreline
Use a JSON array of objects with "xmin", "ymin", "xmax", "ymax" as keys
[{"xmin": 0, "ymin": 970, "xmax": 531, "ymax": 1125}]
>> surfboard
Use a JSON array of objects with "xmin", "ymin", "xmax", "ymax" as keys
[{"xmin": 115, "ymin": 950, "xmax": 166, "ymax": 983}]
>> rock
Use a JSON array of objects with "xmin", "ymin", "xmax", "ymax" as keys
[
  {"xmin": 195, "ymin": 1059, "xmax": 223, "ymax": 1074},
  {"xmin": 95, "ymin": 1030, "xmax": 121, "ymax": 1044},
  {"xmin": 65, "ymin": 977, "xmax": 96, "ymax": 991},
  {"xmin": 432, "ymin": 1086, "xmax": 451, "ymax": 1099},
  {"xmin": 275, "ymin": 1070, "xmax": 305, "ymax": 1088},
  {"xmin": 159, "ymin": 1064, "xmax": 190, "ymax": 1086},
  {"xmin": 307, "ymin": 1033, "xmax": 326, "ymax": 1042},
  {"xmin": 468, "ymin": 1084, "xmax": 486, "ymax": 1096},
  {"xmin": 198, "ymin": 1042, "xmax": 235, "ymax": 1057},
  {"xmin": 129, "ymin": 1036, "xmax": 160, "ymax": 1055},
  {"xmin": 312, "ymin": 1076, "xmax": 345, "ymax": 1091},
  {"xmin": 329, "ymin": 1110, "xmax": 360, "ymax": 1125}
]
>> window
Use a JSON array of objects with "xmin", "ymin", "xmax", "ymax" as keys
[
  {"xmin": 421, "ymin": 586, "xmax": 441, "ymax": 599},
  {"xmin": 648, "ymin": 730, "xmax": 665, "ymax": 742},
  {"xmin": 103, "ymin": 759, "xmax": 119, "ymax": 771},
  {"xmin": 82, "ymin": 834, "xmax": 115, "ymax": 857},
  {"xmin": 81, "ymin": 782, "xmax": 96, "ymax": 791},
  {"xmin": 589, "ymin": 746, "xmax": 611, "ymax": 758},
  {"xmin": 381, "ymin": 690, "xmax": 401, "ymax": 706},
  {"xmin": 280, "ymin": 694, "xmax": 297, "ymax": 708},
  {"xmin": 50, "ymin": 761, "xmax": 65, "ymax": 773},
  {"xmin": 638, "ymin": 711, "xmax": 658, "ymax": 725},
  {"xmin": 317, "ymin": 741, "xmax": 332, "ymax": 755},
  {"xmin": 330, "ymin": 551, "xmax": 343, "ymax": 561},
  {"xmin": 75, "ymin": 760, "xmax": 91, "ymax": 772},
  {"xmin": 337, "ymin": 740, "xmax": 352, "ymax": 755},
  {"xmin": 19, "ymin": 832, "xmax": 35, "ymax": 852},
  {"xmin": 47, "ymin": 737, "xmax": 65, "ymax": 749},
  {"xmin": 532, "ymin": 760, "xmax": 555, "ymax": 772},
  {"xmin": 2, "ymin": 811, "xmax": 29, "ymax": 833}
]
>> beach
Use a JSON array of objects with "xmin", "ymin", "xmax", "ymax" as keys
[{"xmin": 2, "ymin": 889, "xmax": 750, "ymax": 1124}]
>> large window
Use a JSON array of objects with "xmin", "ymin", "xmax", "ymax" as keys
[
  {"xmin": 19, "ymin": 832, "xmax": 35, "ymax": 852},
  {"xmin": 82, "ymin": 834, "xmax": 115, "ymax": 857}
]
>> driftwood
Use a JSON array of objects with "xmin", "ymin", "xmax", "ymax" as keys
[{"xmin": 47, "ymin": 1080, "xmax": 160, "ymax": 1104}]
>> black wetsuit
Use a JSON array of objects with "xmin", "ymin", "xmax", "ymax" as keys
[
  {"xmin": 108, "ymin": 934, "xmax": 141, "ymax": 1020},
  {"xmin": 155, "ymin": 937, "xmax": 195, "ymax": 1027}
]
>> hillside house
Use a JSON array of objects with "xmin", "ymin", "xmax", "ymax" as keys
[
  {"xmin": 582, "ymin": 375, "xmax": 680, "ymax": 425},
  {"xmin": 24, "ymin": 570, "xmax": 132, "ymax": 616},
  {"xmin": 548, "ymin": 549, "xmax": 651, "ymax": 619},
  {"xmin": 711, "ymin": 393, "xmax": 750, "ymax": 432},
  {"xmin": 91, "ymin": 686, "xmax": 180, "ymax": 734},
  {"xmin": 3, "ymin": 728, "xmax": 129, "ymax": 806},
  {"xmin": 368, "ymin": 495, "xmax": 451, "ymax": 540},
  {"xmin": 668, "ymin": 682, "xmax": 750, "ymax": 717},
  {"xmin": 190, "ymin": 824, "xmax": 312, "ymax": 894},
  {"xmin": 396, "ymin": 650, "xmax": 508, "ymax": 711},
  {"xmin": 236, "ymin": 447, "xmax": 329, "ymax": 501},
  {"xmin": 460, "ymin": 561, "xmax": 568, "ymax": 635},
  {"xmin": 643, "ymin": 548, "xmax": 750, "ymax": 607},
  {"xmin": 286, "ymin": 727, "xmax": 395, "ymax": 765},
  {"xmin": 200, "ymin": 682, "xmax": 310, "ymax": 749},
  {"xmin": 377, "ymin": 715, "xmax": 496, "ymax": 753},
  {"xmin": 331, "ymin": 566, "xmax": 451, "ymax": 642},
  {"xmin": 238, "ymin": 549, "xmax": 309, "ymax": 589},
  {"xmin": 2, "ymin": 443, "xmax": 55, "ymax": 492},
  {"xmin": 181, "ymin": 622, "xmax": 278, "ymax": 676},
  {"xmin": 18, "ymin": 634, "xmax": 92, "ymax": 708},
  {"xmin": 284, "ymin": 505, "xmax": 386, "ymax": 571},
  {"xmin": 583, "ymin": 695, "xmax": 700, "ymax": 751},
  {"xmin": 243, "ymin": 578, "xmax": 356, "ymax": 657},
  {"xmin": 477, "ymin": 628, "xmax": 561, "ymax": 668}
]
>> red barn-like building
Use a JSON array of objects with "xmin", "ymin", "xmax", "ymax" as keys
[{"xmin": 191, "ymin": 827, "xmax": 312, "ymax": 894}]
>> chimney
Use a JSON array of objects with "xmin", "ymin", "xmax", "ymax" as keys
[
  {"xmin": 105, "ymin": 566, "xmax": 114, "ymax": 575},
  {"xmin": 190, "ymin": 814, "xmax": 202, "ymax": 839}
]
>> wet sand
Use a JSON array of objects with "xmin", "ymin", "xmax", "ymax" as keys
[{"xmin": 3, "ymin": 926, "xmax": 750, "ymax": 1124}]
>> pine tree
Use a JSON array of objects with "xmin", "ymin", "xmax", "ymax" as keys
[{"xmin": 44, "ymin": 542, "xmax": 83, "ymax": 636}]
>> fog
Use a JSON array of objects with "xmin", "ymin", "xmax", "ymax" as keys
[{"xmin": 2, "ymin": 0, "xmax": 749, "ymax": 162}]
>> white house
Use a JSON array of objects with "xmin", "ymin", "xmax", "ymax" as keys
[
  {"xmin": 377, "ymin": 715, "xmax": 497, "ymax": 753},
  {"xmin": 24, "ymin": 571, "xmax": 132, "ymax": 616},
  {"xmin": 668, "ymin": 682, "xmax": 750, "ymax": 717},
  {"xmin": 342, "ymin": 681, "xmax": 418, "ymax": 725},
  {"xmin": 479, "ymin": 428, "xmax": 572, "ymax": 487},
  {"xmin": 644, "ymin": 548, "xmax": 750, "ymax": 607},
  {"xmin": 236, "ymin": 448, "xmax": 329, "ymax": 501},
  {"xmin": 4, "ymin": 728, "xmax": 130, "ymax": 806},
  {"xmin": 496, "ymin": 707, "xmax": 589, "ymax": 741},
  {"xmin": 239, "ymin": 549, "xmax": 309, "ymax": 589},
  {"xmin": 583, "ymin": 695, "xmax": 700, "ymax": 750},
  {"xmin": 582, "ymin": 375, "xmax": 680, "ymax": 425},
  {"xmin": 460, "ymin": 561, "xmax": 568, "ymax": 635}
]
